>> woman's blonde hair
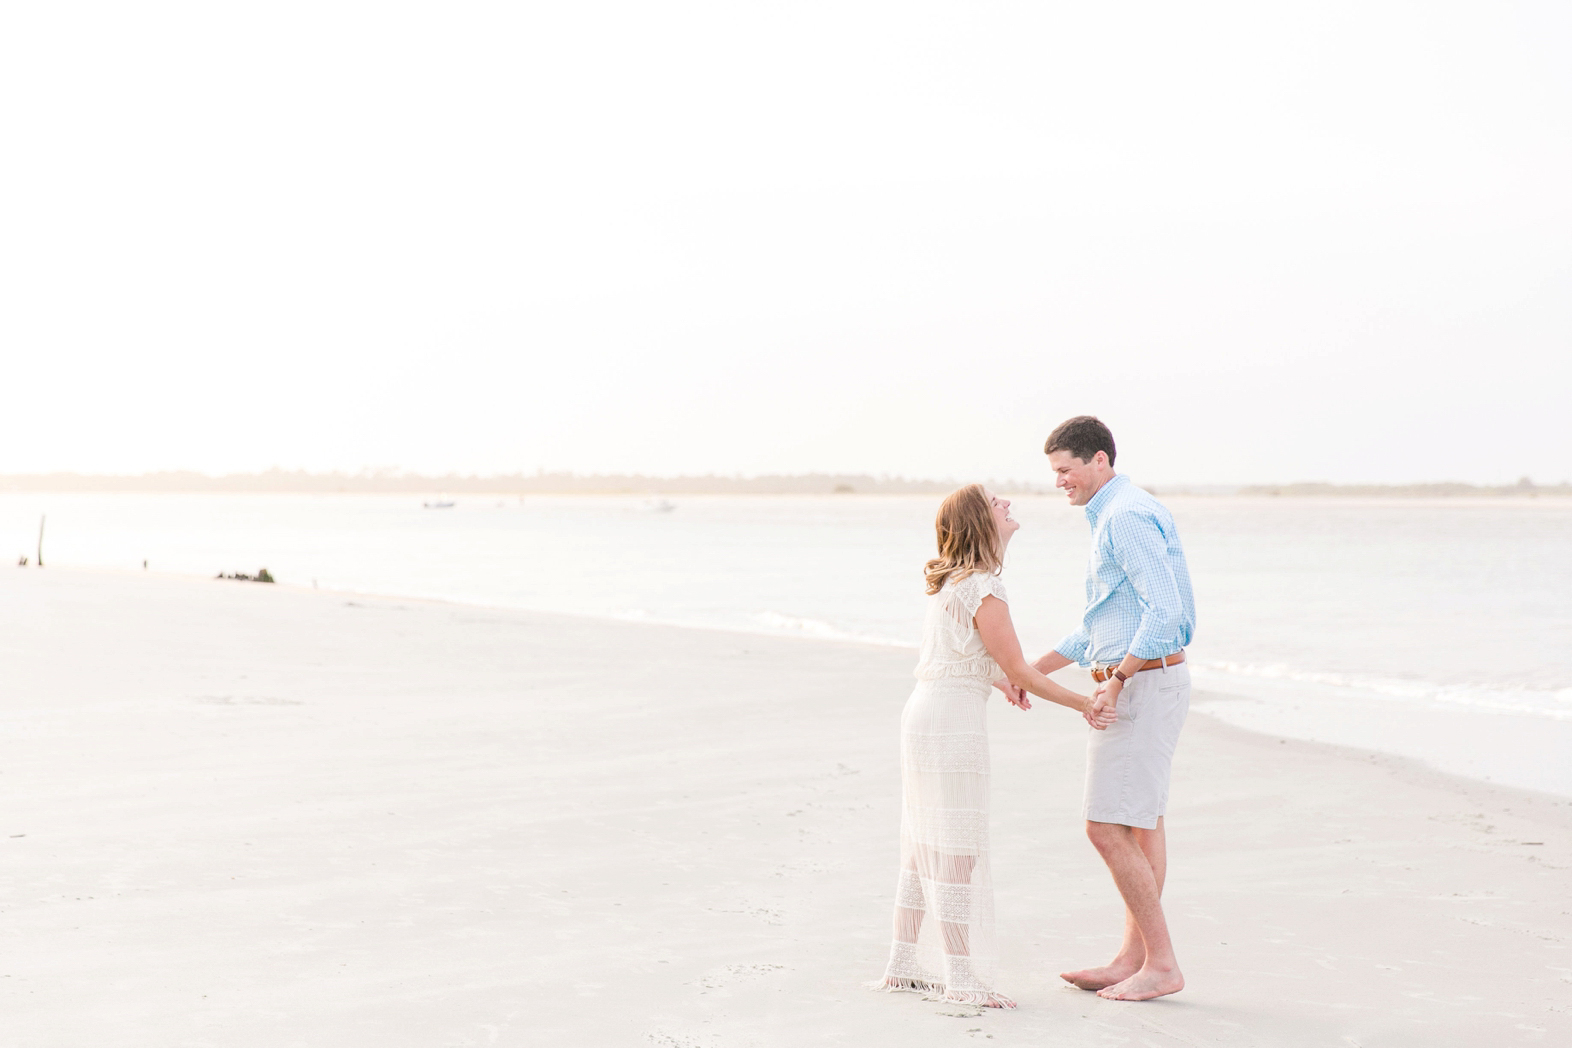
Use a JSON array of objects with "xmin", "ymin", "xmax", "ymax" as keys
[{"xmin": 923, "ymin": 483, "xmax": 1003, "ymax": 595}]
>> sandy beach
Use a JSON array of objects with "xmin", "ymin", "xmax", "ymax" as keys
[{"xmin": 3, "ymin": 568, "xmax": 1570, "ymax": 1047}]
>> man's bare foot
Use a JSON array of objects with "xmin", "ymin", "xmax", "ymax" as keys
[
  {"xmin": 1095, "ymin": 965, "xmax": 1184, "ymax": 1001},
  {"xmin": 1059, "ymin": 961, "xmax": 1140, "ymax": 991}
]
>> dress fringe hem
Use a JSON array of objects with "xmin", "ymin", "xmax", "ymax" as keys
[
  {"xmin": 867, "ymin": 976, "xmax": 942, "ymax": 995},
  {"xmin": 868, "ymin": 978, "xmax": 1015, "ymax": 1009},
  {"xmin": 924, "ymin": 988, "xmax": 1017, "ymax": 1009}
]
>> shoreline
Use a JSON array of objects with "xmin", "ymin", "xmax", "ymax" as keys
[
  {"xmin": 5, "ymin": 566, "xmax": 1570, "ymax": 1044},
  {"xmin": 74, "ymin": 566, "xmax": 1572, "ymax": 808},
  {"xmin": 169, "ymin": 560, "xmax": 1572, "ymax": 808},
  {"xmin": 31, "ymin": 561, "xmax": 1572, "ymax": 800}
]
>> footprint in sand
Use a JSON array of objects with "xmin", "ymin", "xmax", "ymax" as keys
[
  {"xmin": 694, "ymin": 963, "xmax": 787, "ymax": 992},
  {"xmin": 648, "ymin": 1029, "xmax": 724, "ymax": 1047}
]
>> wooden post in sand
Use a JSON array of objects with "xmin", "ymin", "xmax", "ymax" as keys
[{"xmin": 36, "ymin": 514, "xmax": 44, "ymax": 568}]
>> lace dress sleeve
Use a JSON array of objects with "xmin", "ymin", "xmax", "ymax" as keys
[{"xmin": 953, "ymin": 573, "xmax": 1008, "ymax": 620}]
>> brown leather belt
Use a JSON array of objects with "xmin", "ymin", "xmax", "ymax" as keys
[{"xmin": 1090, "ymin": 651, "xmax": 1186, "ymax": 683}]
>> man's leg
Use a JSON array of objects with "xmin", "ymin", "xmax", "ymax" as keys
[
  {"xmin": 1066, "ymin": 664, "xmax": 1188, "ymax": 998},
  {"xmin": 1081, "ymin": 818, "xmax": 1182, "ymax": 1000},
  {"xmin": 1059, "ymin": 818, "xmax": 1167, "ymax": 990}
]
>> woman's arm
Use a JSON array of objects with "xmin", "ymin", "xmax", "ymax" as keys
[{"xmin": 975, "ymin": 595, "xmax": 1111, "ymax": 725}]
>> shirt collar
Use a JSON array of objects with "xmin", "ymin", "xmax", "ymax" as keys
[{"xmin": 1083, "ymin": 473, "xmax": 1128, "ymax": 525}]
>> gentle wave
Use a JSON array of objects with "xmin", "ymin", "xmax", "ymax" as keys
[
  {"xmin": 1195, "ymin": 661, "xmax": 1572, "ymax": 722},
  {"xmin": 610, "ymin": 608, "xmax": 917, "ymax": 649},
  {"xmin": 749, "ymin": 611, "xmax": 915, "ymax": 647},
  {"xmin": 591, "ymin": 608, "xmax": 1572, "ymax": 722}
]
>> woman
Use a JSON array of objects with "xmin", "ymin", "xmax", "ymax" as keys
[{"xmin": 873, "ymin": 484, "xmax": 1113, "ymax": 1008}]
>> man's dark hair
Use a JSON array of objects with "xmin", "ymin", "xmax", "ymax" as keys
[{"xmin": 1044, "ymin": 416, "xmax": 1116, "ymax": 466}]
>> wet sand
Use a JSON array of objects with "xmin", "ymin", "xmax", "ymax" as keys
[{"xmin": 3, "ymin": 568, "xmax": 1570, "ymax": 1046}]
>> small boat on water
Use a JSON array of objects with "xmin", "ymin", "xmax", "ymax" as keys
[
  {"xmin": 641, "ymin": 497, "xmax": 676, "ymax": 513},
  {"xmin": 423, "ymin": 499, "xmax": 456, "ymax": 509}
]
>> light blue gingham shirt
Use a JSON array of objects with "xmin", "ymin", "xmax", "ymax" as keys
[{"xmin": 1053, "ymin": 474, "xmax": 1196, "ymax": 667}]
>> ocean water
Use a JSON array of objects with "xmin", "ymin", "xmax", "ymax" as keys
[{"xmin": 4, "ymin": 492, "xmax": 1570, "ymax": 795}]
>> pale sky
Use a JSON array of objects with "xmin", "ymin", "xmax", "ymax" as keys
[{"xmin": 3, "ymin": 1, "xmax": 1569, "ymax": 485}]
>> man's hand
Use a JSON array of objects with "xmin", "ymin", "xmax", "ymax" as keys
[
  {"xmin": 993, "ymin": 678, "xmax": 1032, "ymax": 710},
  {"xmin": 1085, "ymin": 680, "xmax": 1120, "ymax": 729}
]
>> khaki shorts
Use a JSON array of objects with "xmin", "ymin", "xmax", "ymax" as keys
[{"xmin": 1084, "ymin": 662, "xmax": 1190, "ymax": 829}]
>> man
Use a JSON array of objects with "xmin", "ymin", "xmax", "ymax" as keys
[{"xmin": 1031, "ymin": 415, "xmax": 1196, "ymax": 1002}]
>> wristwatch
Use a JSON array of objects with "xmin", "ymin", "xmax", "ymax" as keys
[{"xmin": 1112, "ymin": 668, "xmax": 1131, "ymax": 683}]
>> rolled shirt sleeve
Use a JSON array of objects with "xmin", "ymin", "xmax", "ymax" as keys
[{"xmin": 1054, "ymin": 627, "xmax": 1092, "ymax": 664}]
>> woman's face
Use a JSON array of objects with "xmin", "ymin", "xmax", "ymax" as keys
[{"xmin": 986, "ymin": 489, "xmax": 1019, "ymax": 546}]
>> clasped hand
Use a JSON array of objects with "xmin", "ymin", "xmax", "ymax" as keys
[
  {"xmin": 1084, "ymin": 680, "xmax": 1119, "ymax": 730},
  {"xmin": 991, "ymin": 679, "xmax": 1117, "ymax": 730}
]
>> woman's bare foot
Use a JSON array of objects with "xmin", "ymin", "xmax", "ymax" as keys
[
  {"xmin": 1059, "ymin": 960, "xmax": 1140, "ymax": 991},
  {"xmin": 1095, "ymin": 964, "xmax": 1184, "ymax": 1001}
]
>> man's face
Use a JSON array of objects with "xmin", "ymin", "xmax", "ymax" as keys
[{"xmin": 1048, "ymin": 449, "xmax": 1108, "ymax": 507}]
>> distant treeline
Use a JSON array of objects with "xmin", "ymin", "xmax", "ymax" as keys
[
  {"xmin": 1238, "ymin": 480, "xmax": 1571, "ymax": 498},
  {"xmin": 0, "ymin": 470, "xmax": 1006, "ymax": 495},
  {"xmin": 0, "ymin": 471, "xmax": 1564, "ymax": 497}
]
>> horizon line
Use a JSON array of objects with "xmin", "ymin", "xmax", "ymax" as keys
[{"xmin": 0, "ymin": 469, "xmax": 1568, "ymax": 498}]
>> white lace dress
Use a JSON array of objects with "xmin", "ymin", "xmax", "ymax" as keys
[{"xmin": 874, "ymin": 571, "xmax": 1015, "ymax": 1008}]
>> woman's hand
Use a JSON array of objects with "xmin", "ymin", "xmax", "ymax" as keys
[{"xmin": 993, "ymin": 678, "xmax": 1032, "ymax": 710}]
